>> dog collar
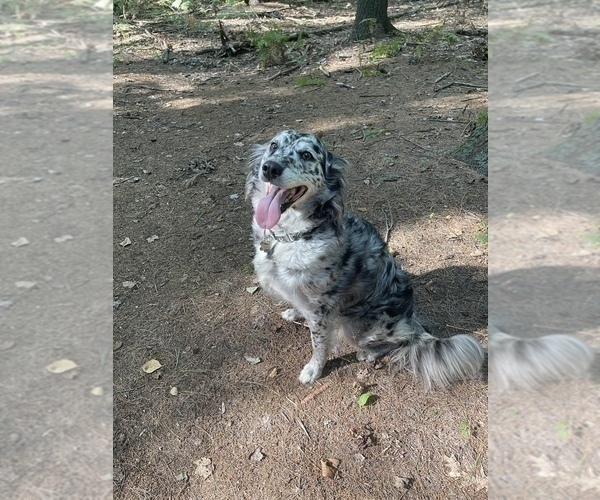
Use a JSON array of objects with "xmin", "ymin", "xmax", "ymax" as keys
[{"xmin": 259, "ymin": 229, "xmax": 304, "ymax": 252}]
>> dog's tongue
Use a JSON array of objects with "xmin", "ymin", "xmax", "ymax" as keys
[{"xmin": 255, "ymin": 185, "xmax": 288, "ymax": 229}]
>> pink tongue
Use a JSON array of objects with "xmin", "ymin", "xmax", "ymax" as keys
[{"xmin": 255, "ymin": 186, "xmax": 288, "ymax": 229}]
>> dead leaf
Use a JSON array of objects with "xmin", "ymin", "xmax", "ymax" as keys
[
  {"xmin": 113, "ymin": 340, "xmax": 123, "ymax": 351},
  {"xmin": 146, "ymin": 235, "xmax": 159, "ymax": 243},
  {"xmin": 0, "ymin": 340, "xmax": 15, "ymax": 351},
  {"xmin": 249, "ymin": 447, "xmax": 265, "ymax": 461},
  {"xmin": 444, "ymin": 454, "xmax": 461, "ymax": 478},
  {"xmin": 122, "ymin": 281, "xmax": 137, "ymax": 289},
  {"xmin": 11, "ymin": 237, "xmax": 30, "ymax": 247},
  {"xmin": 141, "ymin": 359, "xmax": 162, "ymax": 373},
  {"xmin": 321, "ymin": 458, "xmax": 340, "ymax": 479},
  {"xmin": 246, "ymin": 286, "xmax": 259, "ymax": 295},
  {"xmin": 46, "ymin": 359, "xmax": 78, "ymax": 374},
  {"xmin": 119, "ymin": 237, "xmax": 132, "ymax": 247},
  {"xmin": 268, "ymin": 367, "xmax": 279, "ymax": 378},
  {"xmin": 194, "ymin": 457, "xmax": 214, "ymax": 480},
  {"xmin": 15, "ymin": 281, "xmax": 37, "ymax": 289},
  {"xmin": 54, "ymin": 235, "xmax": 73, "ymax": 243},
  {"xmin": 394, "ymin": 476, "xmax": 412, "ymax": 489},
  {"xmin": 170, "ymin": 387, "xmax": 178, "ymax": 396},
  {"xmin": 528, "ymin": 455, "xmax": 557, "ymax": 478},
  {"xmin": 90, "ymin": 386, "xmax": 104, "ymax": 396},
  {"xmin": 244, "ymin": 355, "xmax": 261, "ymax": 365}
]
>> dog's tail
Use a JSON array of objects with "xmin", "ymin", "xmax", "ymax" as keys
[
  {"xmin": 488, "ymin": 328, "xmax": 595, "ymax": 390},
  {"xmin": 389, "ymin": 319, "xmax": 485, "ymax": 390}
]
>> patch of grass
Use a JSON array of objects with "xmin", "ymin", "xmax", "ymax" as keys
[
  {"xmin": 459, "ymin": 421, "xmax": 471, "ymax": 438},
  {"xmin": 583, "ymin": 232, "xmax": 600, "ymax": 246},
  {"xmin": 583, "ymin": 110, "xmax": 600, "ymax": 125},
  {"xmin": 369, "ymin": 37, "xmax": 403, "ymax": 60},
  {"xmin": 243, "ymin": 262, "xmax": 254, "ymax": 275},
  {"xmin": 475, "ymin": 225, "xmax": 488, "ymax": 245},
  {"xmin": 295, "ymin": 76, "xmax": 324, "ymax": 87},
  {"xmin": 555, "ymin": 421, "xmax": 570, "ymax": 439},
  {"xmin": 246, "ymin": 26, "xmax": 304, "ymax": 67}
]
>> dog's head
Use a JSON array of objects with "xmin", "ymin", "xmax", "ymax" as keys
[{"xmin": 246, "ymin": 130, "xmax": 347, "ymax": 231}]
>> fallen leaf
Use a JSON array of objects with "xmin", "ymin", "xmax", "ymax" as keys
[
  {"xmin": 321, "ymin": 458, "xmax": 340, "ymax": 479},
  {"xmin": 244, "ymin": 355, "xmax": 261, "ymax": 365},
  {"xmin": 246, "ymin": 286, "xmax": 259, "ymax": 295},
  {"xmin": 170, "ymin": 387, "xmax": 178, "ymax": 396},
  {"xmin": 229, "ymin": 193, "xmax": 239, "ymax": 200},
  {"xmin": 194, "ymin": 457, "xmax": 214, "ymax": 480},
  {"xmin": 15, "ymin": 281, "xmax": 37, "ymax": 289},
  {"xmin": 249, "ymin": 447, "xmax": 265, "ymax": 461},
  {"xmin": 11, "ymin": 237, "xmax": 30, "ymax": 247},
  {"xmin": 122, "ymin": 281, "xmax": 137, "ymax": 289},
  {"xmin": 0, "ymin": 340, "xmax": 16, "ymax": 351},
  {"xmin": 268, "ymin": 367, "xmax": 279, "ymax": 378},
  {"xmin": 90, "ymin": 386, "xmax": 104, "ymax": 396},
  {"xmin": 146, "ymin": 235, "xmax": 159, "ymax": 243},
  {"xmin": 444, "ymin": 454, "xmax": 461, "ymax": 478},
  {"xmin": 394, "ymin": 475, "xmax": 412, "ymax": 489},
  {"xmin": 0, "ymin": 298, "xmax": 13, "ymax": 309},
  {"xmin": 358, "ymin": 392, "xmax": 373, "ymax": 407},
  {"xmin": 54, "ymin": 235, "xmax": 73, "ymax": 243},
  {"xmin": 175, "ymin": 471, "xmax": 188, "ymax": 482},
  {"xmin": 113, "ymin": 340, "xmax": 123, "ymax": 351},
  {"xmin": 141, "ymin": 359, "xmax": 162, "ymax": 373},
  {"xmin": 46, "ymin": 359, "xmax": 78, "ymax": 374},
  {"xmin": 119, "ymin": 237, "xmax": 132, "ymax": 247}
]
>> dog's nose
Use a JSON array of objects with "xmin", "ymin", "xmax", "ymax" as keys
[{"xmin": 262, "ymin": 161, "xmax": 283, "ymax": 181}]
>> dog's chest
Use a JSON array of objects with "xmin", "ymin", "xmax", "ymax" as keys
[{"xmin": 254, "ymin": 237, "xmax": 335, "ymax": 290}]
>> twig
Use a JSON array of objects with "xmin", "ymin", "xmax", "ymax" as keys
[
  {"xmin": 267, "ymin": 64, "xmax": 301, "ymax": 81},
  {"xmin": 435, "ymin": 81, "xmax": 487, "ymax": 92},
  {"xmin": 398, "ymin": 135, "xmax": 429, "ymax": 151},
  {"xmin": 301, "ymin": 382, "xmax": 331, "ymax": 404},
  {"xmin": 514, "ymin": 72, "xmax": 539, "ymax": 84},
  {"xmin": 515, "ymin": 81, "xmax": 598, "ymax": 92},
  {"xmin": 297, "ymin": 419, "xmax": 311, "ymax": 439},
  {"xmin": 434, "ymin": 69, "xmax": 454, "ymax": 84},
  {"xmin": 384, "ymin": 203, "xmax": 394, "ymax": 243}
]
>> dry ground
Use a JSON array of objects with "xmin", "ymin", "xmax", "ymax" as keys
[
  {"xmin": 489, "ymin": 0, "xmax": 600, "ymax": 498},
  {"xmin": 0, "ymin": 8, "xmax": 113, "ymax": 499},
  {"xmin": 113, "ymin": 1, "xmax": 488, "ymax": 498}
]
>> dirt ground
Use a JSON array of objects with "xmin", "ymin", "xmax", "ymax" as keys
[
  {"xmin": 0, "ymin": 8, "xmax": 113, "ymax": 500},
  {"xmin": 488, "ymin": 0, "xmax": 600, "ymax": 498},
  {"xmin": 113, "ymin": 1, "xmax": 489, "ymax": 498}
]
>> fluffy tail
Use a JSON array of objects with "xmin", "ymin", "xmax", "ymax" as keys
[
  {"xmin": 389, "ymin": 322, "xmax": 485, "ymax": 390},
  {"xmin": 488, "ymin": 329, "xmax": 595, "ymax": 390}
]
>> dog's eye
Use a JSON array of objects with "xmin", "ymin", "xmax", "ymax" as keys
[
  {"xmin": 269, "ymin": 142, "xmax": 278, "ymax": 151},
  {"xmin": 301, "ymin": 151, "xmax": 314, "ymax": 161}
]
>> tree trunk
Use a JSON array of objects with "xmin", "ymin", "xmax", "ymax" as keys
[
  {"xmin": 352, "ymin": 0, "xmax": 396, "ymax": 41},
  {"xmin": 453, "ymin": 116, "xmax": 488, "ymax": 176},
  {"xmin": 547, "ymin": 117, "xmax": 600, "ymax": 176}
]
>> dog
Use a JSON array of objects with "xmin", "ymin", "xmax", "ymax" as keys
[
  {"xmin": 246, "ymin": 130, "xmax": 485, "ymax": 388},
  {"xmin": 488, "ymin": 326, "xmax": 595, "ymax": 390}
]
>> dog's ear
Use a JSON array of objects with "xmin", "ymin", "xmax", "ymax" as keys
[{"xmin": 325, "ymin": 151, "xmax": 348, "ymax": 177}]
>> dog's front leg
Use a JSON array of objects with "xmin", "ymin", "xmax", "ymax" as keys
[{"xmin": 299, "ymin": 319, "xmax": 333, "ymax": 384}]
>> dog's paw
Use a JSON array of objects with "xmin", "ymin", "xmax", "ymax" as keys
[
  {"xmin": 281, "ymin": 308, "xmax": 301, "ymax": 322},
  {"xmin": 299, "ymin": 361, "xmax": 323, "ymax": 384},
  {"xmin": 356, "ymin": 349, "xmax": 369, "ymax": 362},
  {"xmin": 356, "ymin": 349, "xmax": 377, "ymax": 362}
]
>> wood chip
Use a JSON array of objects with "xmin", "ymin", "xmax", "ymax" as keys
[{"xmin": 320, "ymin": 458, "xmax": 340, "ymax": 479}]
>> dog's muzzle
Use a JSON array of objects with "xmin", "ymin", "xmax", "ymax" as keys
[{"xmin": 261, "ymin": 160, "xmax": 283, "ymax": 182}]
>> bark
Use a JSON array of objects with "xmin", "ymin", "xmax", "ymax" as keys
[
  {"xmin": 352, "ymin": 0, "xmax": 396, "ymax": 41},
  {"xmin": 453, "ymin": 117, "xmax": 488, "ymax": 176}
]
